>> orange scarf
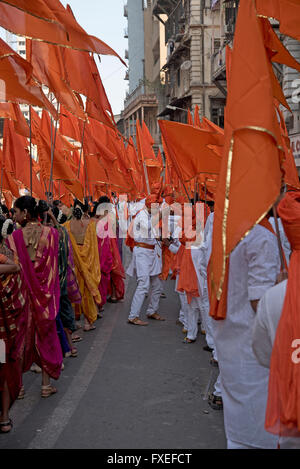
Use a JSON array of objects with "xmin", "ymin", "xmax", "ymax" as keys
[
  {"xmin": 176, "ymin": 216, "xmax": 200, "ymax": 304},
  {"xmin": 265, "ymin": 191, "xmax": 300, "ymax": 437}
]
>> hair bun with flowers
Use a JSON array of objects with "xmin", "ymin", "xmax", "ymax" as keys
[{"xmin": 1, "ymin": 219, "xmax": 13, "ymax": 238}]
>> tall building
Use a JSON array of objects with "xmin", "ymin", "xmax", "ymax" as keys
[
  {"xmin": 122, "ymin": 0, "xmax": 166, "ymax": 150},
  {"xmin": 156, "ymin": 0, "xmax": 223, "ymax": 125}
]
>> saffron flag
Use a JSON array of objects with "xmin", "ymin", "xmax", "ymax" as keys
[
  {"xmin": 209, "ymin": 0, "xmax": 284, "ymax": 320},
  {"xmin": 0, "ymin": 0, "xmax": 126, "ymax": 63},
  {"xmin": 159, "ymin": 120, "xmax": 223, "ymax": 182},
  {"xmin": 256, "ymin": 0, "xmax": 300, "ymax": 42},
  {"xmin": 0, "ymin": 38, "xmax": 57, "ymax": 116}
]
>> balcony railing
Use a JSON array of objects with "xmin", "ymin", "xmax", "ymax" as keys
[
  {"xmin": 211, "ymin": 44, "xmax": 226, "ymax": 81},
  {"xmin": 124, "ymin": 82, "xmax": 157, "ymax": 110}
]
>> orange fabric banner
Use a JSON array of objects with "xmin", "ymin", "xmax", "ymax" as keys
[
  {"xmin": 159, "ymin": 120, "xmax": 223, "ymax": 182},
  {"xmin": 265, "ymin": 191, "xmax": 300, "ymax": 437},
  {"xmin": 3, "ymin": 119, "xmax": 44, "ymax": 199},
  {"xmin": 209, "ymin": 0, "xmax": 284, "ymax": 320},
  {"xmin": 27, "ymin": 39, "xmax": 85, "ymax": 119},
  {"xmin": 256, "ymin": 0, "xmax": 300, "ymax": 42},
  {"xmin": 194, "ymin": 105, "xmax": 201, "ymax": 128},
  {"xmin": 0, "ymin": 38, "xmax": 57, "ymax": 116},
  {"xmin": 0, "ymin": 0, "xmax": 126, "ymax": 62}
]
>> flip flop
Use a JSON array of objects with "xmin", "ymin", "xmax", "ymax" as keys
[
  {"xmin": 148, "ymin": 313, "xmax": 166, "ymax": 321},
  {"xmin": 72, "ymin": 335, "xmax": 82, "ymax": 343},
  {"xmin": 0, "ymin": 419, "xmax": 13, "ymax": 433},
  {"xmin": 83, "ymin": 324, "xmax": 96, "ymax": 332}
]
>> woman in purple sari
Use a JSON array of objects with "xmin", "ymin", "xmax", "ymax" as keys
[{"xmin": 7, "ymin": 197, "xmax": 63, "ymax": 399}]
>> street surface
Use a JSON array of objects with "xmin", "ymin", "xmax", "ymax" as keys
[{"xmin": 0, "ymin": 249, "xmax": 226, "ymax": 449}]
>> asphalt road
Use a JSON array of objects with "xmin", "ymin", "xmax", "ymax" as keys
[{"xmin": 0, "ymin": 256, "xmax": 226, "ymax": 450}]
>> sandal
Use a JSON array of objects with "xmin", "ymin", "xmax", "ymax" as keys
[
  {"xmin": 41, "ymin": 385, "xmax": 57, "ymax": 398},
  {"xmin": 0, "ymin": 418, "xmax": 13, "ymax": 434},
  {"xmin": 72, "ymin": 335, "xmax": 82, "ymax": 343},
  {"xmin": 148, "ymin": 312, "xmax": 165, "ymax": 321},
  {"xmin": 183, "ymin": 337, "xmax": 196, "ymax": 344},
  {"xmin": 17, "ymin": 386, "xmax": 25, "ymax": 400},
  {"xmin": 83, "ymin": 324, "xmax": 96, "ymax": 332},
  {"xmin": 128, "ymin": 317, "xmax": 148, "ymax": 326},
  {"xmin": 107, "ymin": 297, "xmax": 118, "ymax": 303}
]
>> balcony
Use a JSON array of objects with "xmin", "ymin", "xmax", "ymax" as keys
[
  {"xmin": 125, "ymin": 49, "xmax": 129, "ymax": 60},
  {"xmin": 124, "ymin": 27, "xmax": 128, "ymax": 39},
  {"xmin": 211, "ymin": 44, "xmax": 227, "ymax": 96},
  {"xmin": 124, "ymin": 71, "xmax": 129, "ymax": 81},
  {"xmin": 123, "ymin": 82, "xmax": 158, "ymax": 116},
  {"xmin": 124, "ymin": 4, "xmax": 128, "ymax": 17},
  {"xmin": 153, "ymin": 0, "xmax": 176, "ymax": 16}
]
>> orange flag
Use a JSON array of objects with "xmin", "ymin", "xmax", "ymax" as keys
[
  {"xmin": 3, "ymin": 119, "xmax": 45, "ymax": 199},
  {"xmin": 0, "ymin": 0, "xmax": 126, "ymax": 63},
  {"xmin": 275, "ymin": 101, "xmax": 300, "ymax": 190},
  {"xmin": 0, "ymin": 149, "xmax": 20, "ymax": 199},
  {"xmin": 193, "ymin": 105, "xmax": 201, "ymax": 128},
  {"xmin": 256, "ymin": 0, "xmax": 300, "ymax": 42},
  {"xmin": 27, "ymin": 39, "xmax": 85, "ymax": 119},
  {"xmin": 31, "ymin": 109, "xmax": 84, "ymax": 200},
  {"xmin": 62, "ymin": 48, "xmax": 115, "ymax": 128},
  {"xmin": 187, "ymin": 109, "xmax": 193, "ymax": 126},
  {"xmin": 209, "ymin": 0, "xmax": 284, "ymax": 320},
  {"xmin": 159, "ymin": 120, "xmax": 223, "ymax": 182},
  {"xmin": 59, "ymin": 105, "xmax": 83, "ymax": 143},
  {"xmin": 0, "ymin": 38, "xmax": 57, "ymax": 116}
]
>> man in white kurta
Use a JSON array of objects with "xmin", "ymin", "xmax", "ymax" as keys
[
  {"xmin": 252, "ymin": 280, "xmax": 300, "ymax": 449},
  {"xmin": 211, "ymin": 223, "xmax": 280, "ymax": 449},
  {"xmin": 126, "ymin": 205, "xmax": 163, "ymax": 325}
]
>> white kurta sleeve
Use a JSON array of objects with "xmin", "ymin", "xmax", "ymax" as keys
[
  {"xmin": 252, "ymin": 295, "xmax": 273, "ymax": 368},
  {"xmin": 246, "ymin": 227, "xmax": 279, "ymax": 301}
]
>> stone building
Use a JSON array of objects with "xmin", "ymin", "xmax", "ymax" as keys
[{"xmin": 122, "ymin": 0, "xmax": 167, "ymax": 150}]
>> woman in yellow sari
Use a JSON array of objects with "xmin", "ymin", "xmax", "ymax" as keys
[{"xmin": 64, "ymin": 201, "xmax": 101, "ymax": 331}]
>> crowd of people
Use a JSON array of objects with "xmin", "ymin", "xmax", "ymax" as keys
[
  {"xmin": 0, "ymin": 193, "xmax": 125, "ymax": 433},
  {"xmin": 0, "ymin": 184, "xmax": 299, "ymax": 450}
]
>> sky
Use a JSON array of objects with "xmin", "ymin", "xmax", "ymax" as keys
[
  {"xmin": 0, "ymin": 1, "xmax": 129, "ymax": 115},
  {"xmin": 60, "ymin": 0, "xmax": 129, "ymax": 116}
]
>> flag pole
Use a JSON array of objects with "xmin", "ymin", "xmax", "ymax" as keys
[
  {"xmin": 48, "ymin": 101, "xmax": 60, "ymax": 200},
  {"xmin": 272, "ymin": 205, "xmax": 287, "ymax": 275},
  {"xmin": 29, "ymin": 106, "xmax": 33, "ymax": 196},
  {"xmin": 77, "ymin": 120, "xmax": 86, "ymax": 179}
]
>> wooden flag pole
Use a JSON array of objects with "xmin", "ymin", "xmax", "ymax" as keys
[
  {"xmin": 77, "ymin": 120, "xmax": 86, "ymax": 179},
  {"xmin": 48, "ymin": 101, "xmax": 60, "ymax": 199}
]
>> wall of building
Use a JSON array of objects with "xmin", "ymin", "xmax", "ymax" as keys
[{"xmin": 128, "ymin": 0, "xmax": 145, "ymax": 93}]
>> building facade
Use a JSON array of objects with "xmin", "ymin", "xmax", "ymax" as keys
[
  {"xmin": 156, "ymin": 0, "xmax": 224, "ymax": 125},
  {"xmin": 122, "ymin": 0, "xmax": 166, "ymax": 150}
]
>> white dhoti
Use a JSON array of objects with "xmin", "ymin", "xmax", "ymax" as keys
[
  {"xmin": 128, "ymin": 274, "xmax": 162, "ymax": 320},
  {"xmin": 185, "ymin": 297, "xmax": 201, "ymax": 341}
]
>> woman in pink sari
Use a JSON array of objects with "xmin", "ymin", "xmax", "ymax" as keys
[
  {"xmin": 95, "ymin": 197, "xmax": 125, "ymax": 304},
  {"xmin": 7, "ymin": 196, "xmax": 63, "ymax": 399}
]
